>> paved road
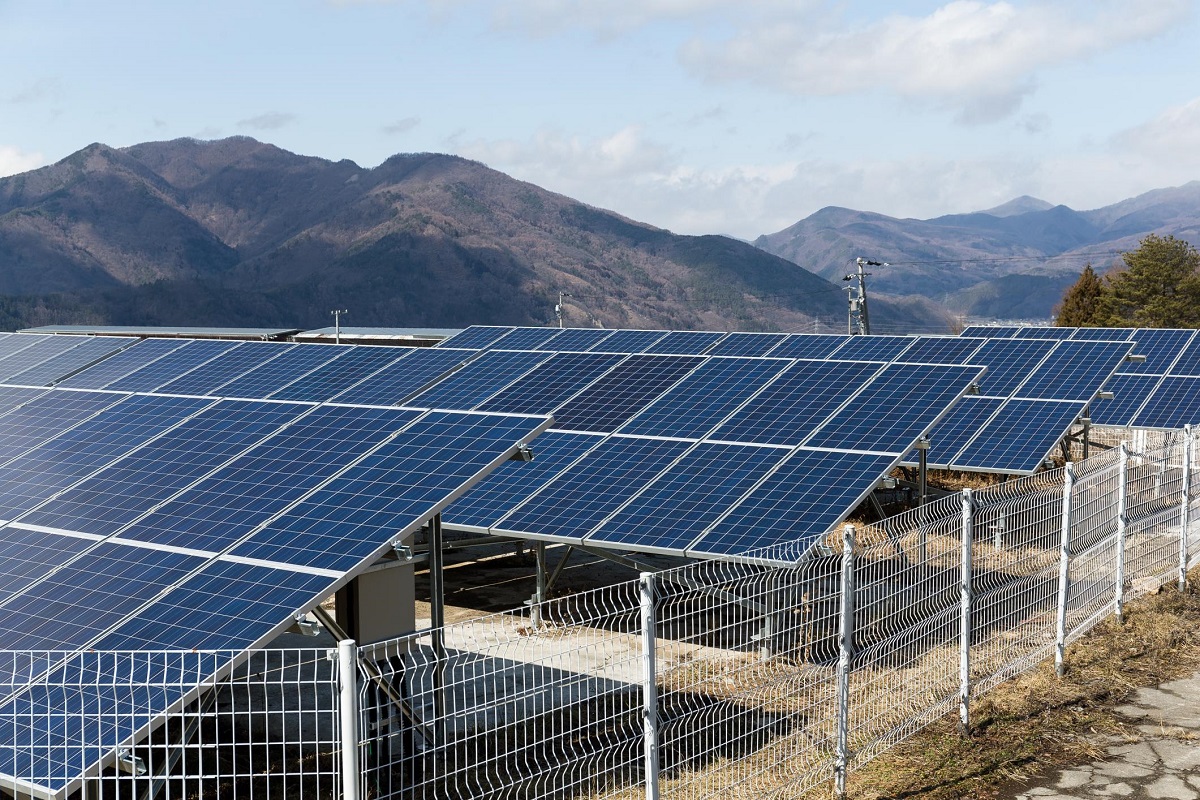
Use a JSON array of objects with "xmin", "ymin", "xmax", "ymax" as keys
[{"xmin": 1006, "ymin": 672, "xmax": 1200, "ymax": 799}]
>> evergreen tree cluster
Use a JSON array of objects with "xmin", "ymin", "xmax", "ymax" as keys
[{"xmin": 1055, "ymin": 235, "xmax": 1200, "ymax": 328}]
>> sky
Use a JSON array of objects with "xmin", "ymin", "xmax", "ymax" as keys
[{"xmin": 2, "ymin": 0, "xmax": 1200, "ymax": 239}]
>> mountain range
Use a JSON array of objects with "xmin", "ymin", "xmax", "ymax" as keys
[{"xmin": 0, "ymin": 137, "xmax": 941, "ymax": 333}]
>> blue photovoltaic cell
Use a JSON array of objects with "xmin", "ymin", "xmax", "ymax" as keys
[
  {"xmin": 477, "ymin": 351, "xmax": 626, "ymax": 415},
  {"xmin": 895, "ymin": 336, "xmax": 985, "ymax": 365},
  {"xmin": 709, "ymin": 360, "xmax": 881, "ymax": 446},
  {"xmin": 330, "ymin": 347, "xmax": 475, "ymax": 407},
  {"xmin": 828, "ymin": 335, "xmax": 918, "ymax": 362},
  {"xmin": 442, "ymin": 431, "xmax": 602, "ymax": 530},
  {"xmin": 118, "ymin": 405, "xmax": 420, "ymax": 552},
  {"xmin": 764, "ymin": 334, "xmax": 850, "ymax": 360},
  {"xmin": 0, "ymin": 336, "xmax": 89, "ymax": 382},
  {"xmin": 493, "ymin": 436, "xmax": 692, "ymax": 542},
  {"xmin": 0, "ymin": 391, "xmax": 126, "ymax": 465},
  {"xmin": 1090, "ymin": 374, "xmax": 1162, "ymax": 427},
  {"xmin": 806, "ymin": 363, "xmax": 982, "ymax": 453},
  {"xmin": 587, "ymin": 443, "xmax": 787, "ymax": 552},
  {"xmin": 5, "ymin": 337, "xmax": 132, "ymax": 387},
  {"xmin": 551, "ymin": 354, "xmax": 705, "ymax": 432},
  {"xmin": 1014, "ymin": 340, "xmax": 1132, "ymax": 401},
  {"xmin": 584, "ymin": 329, "xmax": 669, "ymax": 353},
  {"xmin": 406, "ymin": 350, "xmax": 551, "ymax": 410},
  {"xmin": 231, "ymin": 410, "xmax": 549, "ymax": 572},
  {"xmin": 267, "ymin": 345, "xmax": 411, "ymax": 403},
  {"xmin": 1132, "ymin": 377, "xmax": 1200, "ymax": 429},
  {"xmin": 1067, "ymin": 327, "xmax": 1138, "ymax": 341},
  {"xmin": 0, "ymin": 528, "xmax": 93, "ymax": 605},
  {"xmin": 691, "ymin": 449, "xmax": 897, "ymax": 559},
  {"xmin": 959, "ymin": 326, "xmax": 1019, "ymax": 338},
  {"xmin": 1011, "ymin": 327, "xmax": 1074, "ymax": 339},
  {"xmin": 490, "ymin": 327, "xmax": 567, "ymax": 350},
  {"xmin": 1120, "ymin": 328, "xmax": 1196, "ymax": 375},
  {"xmin": 911, "ymin": 397, "xmax": 1004, "ymax": 466},
  {"xmin": 155, "ymin": 342, "xmax": 294, "ymax": 396},
  {"xmin": 706, "ymin": 332, "xmax": 788, "ymax": 357},
  {"xmin": 55, "ymin": 338, "xmax": 190, "ymax": 389},
  {"xmin": 966, "ymin": 338, "xmax": 1056, "ymax": 397},
  {"xmin": 641, "ymin": 330, "xmax": 726, "ymax": 355},
  {"xmin": 0, "ymin": 394, "xmax": 214, "ymax": 521},
  {"xmin": 952, "ymin": 399, "xmax": 1087, "ymax": 472},
  {"xmin": 1166, "ymin": 335, "xmax": 1200, "ymax": 377},
  {"xmin": 619, "ymin": 357, "xmax": 791, "ymax": 440},
  {"xmin": 437, "ymin": 325, "xmax": 515, "ymax": 349},
  {"xmin": 0, "ymin": 387, "xmax": 49, "ymax": 418},
  {"xmin": 533, "ymin": 328, "xmax": 615, "ymax": 352},
  {"xmin": 93, "ymin": 560, "xmax": 334, "ymax": 651},
  {"xmin": 19, "ymin": 400, "xmax": 308, "ymax": 537},
  {"xmin": 213, "ymin": 343, "xmax": 344, "ymax": 399},
  {"xmin": 0, "ymin": 334, "xmax": 46, "ymax": 362},
  {"xmin": 104, "ymin": 340, "xmax": 242, "ymax": 393}
]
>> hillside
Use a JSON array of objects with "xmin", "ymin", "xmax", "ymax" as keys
[
  {"xmin": 755, "ymin": 183, "xmax": 1200, "ymax": 319},
  {"xmin": 0, "ymin": 138, "xmax": 947, "ymax": 333}
]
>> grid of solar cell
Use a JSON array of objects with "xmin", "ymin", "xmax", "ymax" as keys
[
  {"xmin": 492, "ymin": 436, "xmax": 693, "ymax": 542},
  {"xmin": 1013, "ymin": 327, "xmax": 1074, "ymax": 339},
  {"xmin": 405, "ymin": 349, "xmax": 551, "ymax": 410},
  {"xmin": 266, "ymin": 345, "xmax": 410, "ymax": 403},
  {"xmin": 1014, "ymin": 340, "xmax": 1134, "ymax": 401},
  {"xmin": 103, "ymin": 340, "xmax": 241, "ymax": 393},
  {"xmin": 690, "ymin": 449, "xmax": 897, "ymax": 558},
  {"xmin": 1167, "ymin": 335, "xmax": 1200, "ymax": 377},
  {"xmin": 828, "ymin": 335, "xmax": 918, "ymax": 362},
  {"xmin": 706, "ymin": 332, "xmax": 788, "ymax": 357},
  {"xmin": 442, "ymin": 431, "xmax": 603, "ymax": 530},
  {"xmin": 154, "ymin": 342, "xmax": 295, "ymax": 396},
  {"xmin": 0, "ymin": 335, "xmax": 49, "ymax": 362},
  {"xmin": 917, "ymin": 397, "xmax": 1004, "ymax": 466},
  {"xmin": 894, "ymin": 336, "xmax": 984, "ymax": 365},
  {"xmin": 330, "ymin": 347, "xmax": 476, "ymax": 407},
  {"xmin": 617, "ymin": 357, "xmax": 791, "ymax": 440},
  {"xmin": 805, "ymin": 363, "xmax": 986, "ymax": 454},
  {"xmin": 967, "ymin": 338, "xmax": 1056, "ymax": 397},
  {"xmin": 584, "ymin": 329, "xmax": 669, "ymax": 353},
  {"xmin": 0, "ymin": 528, "xmax": 94, "ymax": 605},
  {"xmin": 436, "ymin": 325, "xmax": 514, "ymax": 349},
  {"xmin": 55, "ymin": 338, "xmax": 189, "ymax": 390},
  {"xmin": 1133, "ymin": 377, "xmax": 1200, "ymax": 429},
  {"xmin": 0, "ymin": 336, "xmax": 90, "ymax": 383},
  {"xmin": 642, "ymin": 330, "xmax": 726, "ymax": 355},
  {"xmin": 587, "ymin": 443, "xmax": 789, "ymax": 553},
  {"xmin": 551, "ymin": 354, "xmax": 705, "ymax": 432},
  {"xmin": 1089, "ymin": 374, "xmax": 1160, "ymax": 427},
  {"xmin": 488, "ymin": 326, "xmax": 565, "ymax": 350},
  {"xmin": 5, "ymin": 337, "xmax": 133, "ymax": 387},
  {"xmin": 230, "ymin": 410, "xmax": 553, "ymax": 572},
  {"xmin": 213, "ymin": 343, "xmax": 345, "ymax": 399},
  {"xmin": 951, "ymin": 399, "xmax": 1087, "ymax": 473},
  {"xmin": 476, "ymin": 351, "xmax": 627, "ymax": 415},
  {"xmin": 709, "ymin": 360, "xmax": 882, "ymax": 446},
  {"xmin": 18, "ymin": 401, "xmax": 309, "ymax": 537},
  {"xmin": 959, "ymin": 326, "xmax": 1019, "ymax": 338},
  {"xmin": 0, "ymin": 387, "xmax": 49, "ymax": 419},
  {"xmin": 532, "ymin": 327, "xmax": 615, "ymax": 351},
  {"xmin": 764, "ymin": 334, "xmax": 850, "ymax": 360},
  {"xmin": 1116, "ymin": 328, "xmax": 1195, "ymax": 375},
  {"xmin": 0, "ymin": 392, "xmax": 127, "ymax": 466},
  {"xmin": 1066, "ymin": 328, "xmax": 1135, "ymax": 341}
]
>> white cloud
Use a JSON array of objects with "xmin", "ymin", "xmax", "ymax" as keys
[
  {"xmin": 383, "ymin": 116, "xmax": 421, "ymax": 134},
  {"xmin": 236, "ymin": 112, "xmax": 297, "ymax": 130},
  {"xmin": 0, "ymin": 145, "xmax": 44, "ymax": 178},
  {"xmin": 1114, "ymin": 97, "xmax": 1200, "ymax": 169}
]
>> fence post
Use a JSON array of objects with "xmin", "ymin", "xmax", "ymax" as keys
[
  {"xmin": 960, "ymin": 489, "xmax": 973, "ymax": 736},
  {"xmin": 1055, "ymin": 462, "xmax": 1075, "ymax": 678},
  {"xmin": 835, "ymin": 524, "xmax": 856, "ymax": 800},
  {"xmin": 640, "ymin": 572, "xmax": 661, "ymax": 800},
  {"xmin": 1181, "ymin": 426, "xmax": 1193, "ymax": 592},
  {"xmin": 1116, "ymin": 443, "xmax": 1129, "ymax": 623},
  {"xmin": 338, "ymin": 638, "xmax": 361, "ymax": 800}
]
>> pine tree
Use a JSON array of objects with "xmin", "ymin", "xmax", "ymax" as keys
[
  {"xmin": 1054, "ymin": 264, "xmax": 1105, "ymax": 326},
  {"xmin": 1101, "ymin": 234, "xmax": 1200, "ymax": 327}
]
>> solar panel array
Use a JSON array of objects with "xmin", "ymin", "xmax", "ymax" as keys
[{"xmin": 961, "ymin": 326, "xmax": 1200, "ymax": 430}]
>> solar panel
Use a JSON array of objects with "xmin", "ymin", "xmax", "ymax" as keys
[
  {"xmin": 0, "ymin": 391, "xmax": 127, "ymax": 466},
  {"xmin": 154, "ymin": 342, "xmax": 295, "ymax": 396},
  {"xmin": 330, "ymin": 347, "xmax": 476, "ymax": 407},
  {"xmin": 0, "ymin": 336, "xmax": 91, "ymax": 383},
  {"xmin": 706, "ymin": 332, "xmax": 788, "ymax": 357},
  {"xmin": 950, "ymin": 399, "xmax": 1087, "ymax": 473},
  {"xmin": 1089, "ymin": 373, "xmax": 1161, "ymax": 427},
  {"xmin": 641, "ymin": 330, "xmax": 726, "ymax": 355},
  {"xmin": 405, "ymin": 349, "xmax": 551, "ymax": 410},
  {"xmin": 828, "ymin": 335, "xmax": 918, "ymax": 362},
  {"xmin": 764, "ymin": 334, "xmax": 850, "ymax": 360},
  {"xmin": 0, "ymin": 527, "xmax": 94, "ymax": 606},
  {"xmin": 959, "ymin": 326, "xmax": 1018, "ymax": 337},
  {"xmin": 5, "ymin": 337, "xmax": 133, "ymax": 387},
  {"xmin": 967, "ymin": 338, "xmax": 1056, "ymax": 397},
  {"xmin": 550, "ymin": 354, "xmax": 705, "ymax": 432},
  {"xmin": 214, "ymin": 343, "xmax": 346, "ymax": 399},
  {"xmin": 1014, "ymin": 340, "xmax": 1134, "ymax": 401},
  {"xmin": 1012, "ymin": 327, "xmax": 1074, "ymax": 339},
  {"xmin": 55, "ymin": 338, "xmax": 191, "ymax": 390},
  {"xmin": 266, "ymin": 345, "xmax": 411, "ymax": 403},
  {"xmin": 1067, "ymin": 327, "xmax": 1136, "ymax": 341},
  {"xmin": 103, "ymin": 340, "xmax": 243, "ymax": 393},
  {"xmin": 1166, "ymin": 335, "xmax": 1200, "ymax": 377},
  {"xmin": 532, "ymin": 328, "xmax": 615, "ymax": 351},
  {"xmin": 895, "ymin": 336, "xmax": 985, "ymax": 365},
  {"xmin": 0, "ymin": 387, "xmax": 51, "ymax": 419},
  {"xmin": 476, "ymin": 352, "xmax": 627, "ymax": 415},
  {"xmin": 583, "ymin": 329, "xmax": 669, "ymax": 353},
  {"xmin": 436, "ymin": 325, "xmax": 514, "ymax": 349},
  {"xmin": 489, "ymin": 327, "xmax": 567, "ymax": 350},
  {"xmin": 1132, "ymin": 377, "xmax": 1200, "ymax": 429},
  {"xmin": 0, "ymin": 334, "xmax": 46, "ymax": 362},
  {"xmin": 916, "ymin": 397, "xmax": 1004, "ymax": 466},
  {"xmin": 1118, "ymin": 328, "xmax": 1195, "ymax": 375}
]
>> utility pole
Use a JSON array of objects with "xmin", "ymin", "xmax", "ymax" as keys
[
  {"xmin": 843, "ymin": 258, "xmax": 886, "ymax": 335},
  {"xmin": 331, "ymin": 308, "xmax": 348, "ymax": 344},
  {"xmin": 555, "ymin": 292, "xmax": 572, "ymax": 328}
]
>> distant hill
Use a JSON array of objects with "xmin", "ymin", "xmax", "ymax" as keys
[
  {"xmin": 755, "ymin": 183, "xmax": 1200, "ymax": 319},
  {"xmin": 0, "ymin": 137, "xmax": 948, "ymax": 333}
]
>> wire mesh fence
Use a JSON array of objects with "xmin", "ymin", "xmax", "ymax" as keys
[{"xmin": 2, "ymin": 426, "xmax": 1198, "ymax": 800}]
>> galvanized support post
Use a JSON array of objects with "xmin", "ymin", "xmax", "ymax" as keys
[
  {"xmin": 917, "ymin": 438, "xmax": 930, "ymax": 563},
  {"xmin": 960, "ymin": 489, "xmax": 973, "ymax": 736},
  {"xmin": 532, "ymin": 540, "xmax": 547, "ymax": 628},
  {"xmin": 337, "ymin": 638, "xmax": 361, "ymax": 800},
  {"xmin": 1055, "ymin": 462, "xmax": 1075, "ymax": 678},
  {"xmin": 1082, "ymin": 416, "xmax": 1091, "ymax": 460},
  {"xmin": 640, "ymin": 572, "xmax": 661, "ymax": 800},
  {"xmin": 429, "ymin": 514, "xmax": 446, "ymax": 747},
  {"xmin": 835, "ymin": 525, "xmax": 856, "ymax": 799},
  {"xmin": 1116, "ymin": 443, "xmax": 1129, "ymax": 623},
  {"xmin": 759, "ymin": 570, "xmax": 776, "ymax": 662},
  {"xmin": 1181, "ymin": 427, "xmax": 1193, "ymax": 591}
]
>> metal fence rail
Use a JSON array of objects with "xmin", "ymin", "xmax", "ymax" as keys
[{"xmin": 2, "ymin": 426, "xmax": 1198, "ymax": 800}]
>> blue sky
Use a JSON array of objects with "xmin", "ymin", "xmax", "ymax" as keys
[{"xmin": 2, "ymin": 0, "xmax": 1199, "ymax": 238}]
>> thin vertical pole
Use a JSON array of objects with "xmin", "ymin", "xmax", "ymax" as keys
[
  {"xmin": 640, "ymin": 572, "xmax": 661, "ymax": 800},
  {"xmin": 1116, "ymin": 443, "xmax": 1129, "ymax": 623},
  {"xmin": 532, "ymin": 540, "xmax": 547, "ymax": 628},
  {"xmin": 1181, "ymin": 426, "xmax": 1193, "ymax": 592},
  {"xmin": 960, "ymin": 489, "xmax": 973, "ymax": 735},
  {"xmin": 835, "ymin": 525, "xmax": 856, "ymax": 799},
  {"xmin": 337, "ymin": 638, "xmax": 361, "ymax": 800},
  {"xmin": 429, "ymin": 514, "xmax": 446, "ymax": 747},
  {"xmin": 1055, "ymin": 462, "xmax": 1075, "ymax": 678}
]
